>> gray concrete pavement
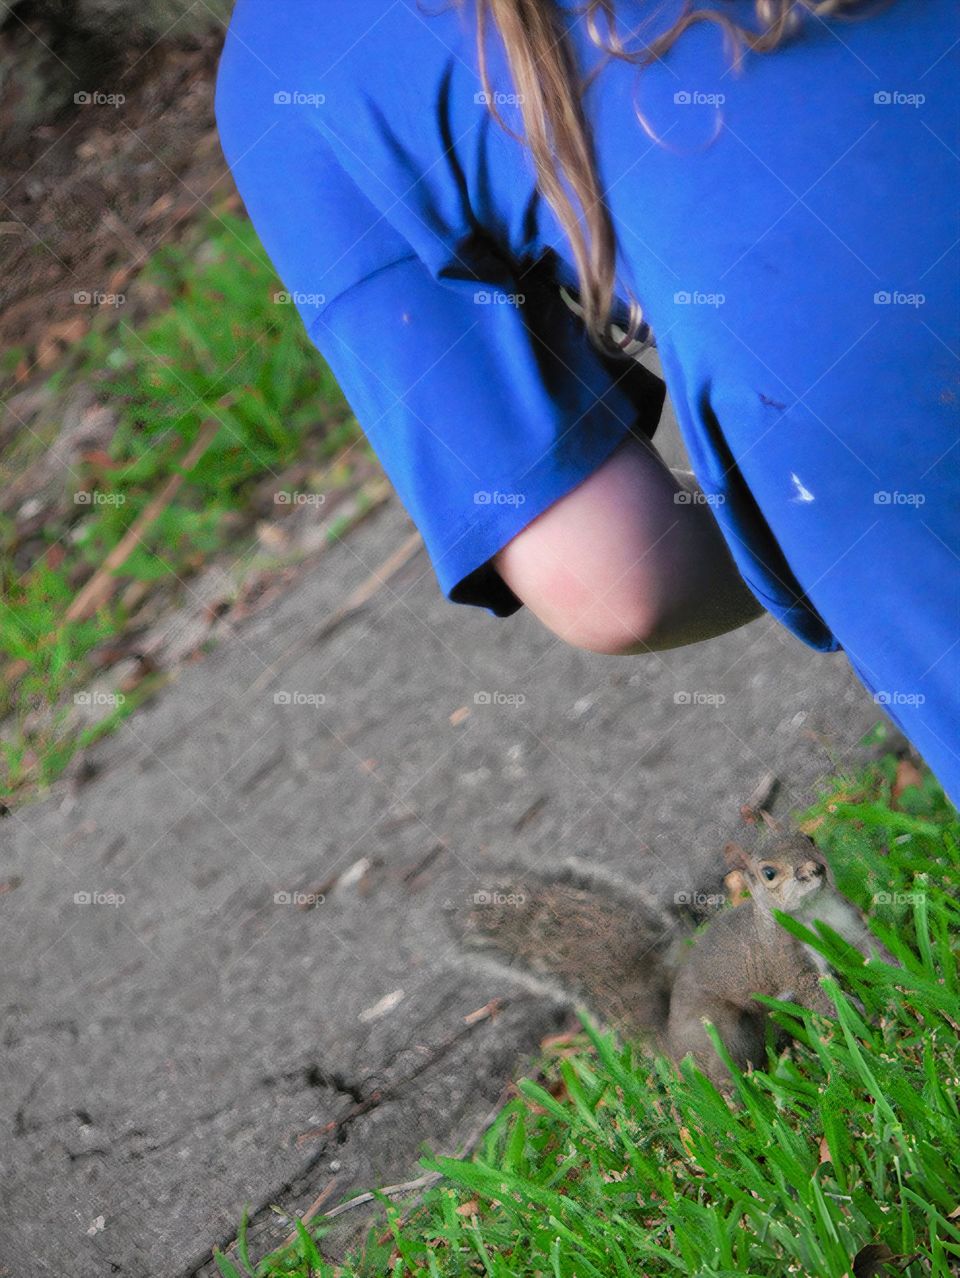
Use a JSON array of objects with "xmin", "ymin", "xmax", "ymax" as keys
[{"xmin": 0, "ymin": 489, "xmax": 886, "ymax": 1276}]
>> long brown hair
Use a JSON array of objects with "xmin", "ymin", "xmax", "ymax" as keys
[{"xmin": 474, "ymin": 0, "xmax": 882, "ymax": 353}]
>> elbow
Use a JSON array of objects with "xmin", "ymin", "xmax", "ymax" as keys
[
  {"xmin": 542, "ymin": 587, "xmax": 662, "ymax": 656},
  {"xmin": 489, "ymin": 436, "xmax": 746, "ymax": 656},
  {"xmin": 495, "ymin": 549, "xmax": 665, "ymax": 655}
]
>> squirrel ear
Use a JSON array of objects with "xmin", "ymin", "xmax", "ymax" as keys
[
  {"xmin": 759, "ymin": 810, "xmax": 783, "ymax": 833},
  {"xmin": 724, "ymin": 868, "xmax": 750, "ymax": 906},
  {"xmin": 810, "ymin": 842, "xmax": 837, "ymax": 887},
  {"xmin": 723, "ymin": 840, "xmax": 750, "ymax": 870}
]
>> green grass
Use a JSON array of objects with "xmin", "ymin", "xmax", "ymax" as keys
[
  {"xmin": 0, "ymin": 209, "xmax": 365, "ymax": 801},
  {"xmin": 220, "ymin": 751, "xmax": 959, "ymax": 1278}
]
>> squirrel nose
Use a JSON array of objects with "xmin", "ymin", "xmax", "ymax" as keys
[{"xmin": 796, "ymin": 860, "xmax": 824, "ymax": 882}]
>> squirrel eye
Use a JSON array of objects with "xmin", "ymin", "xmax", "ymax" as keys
[{"xmin": 762, "ymin": 866, "xmax": 777, "ymax": 882}]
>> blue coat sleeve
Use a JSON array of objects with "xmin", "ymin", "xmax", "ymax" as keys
[{"xmin": 215, "ymin": 28, "xmax": 664, "ymax": 616}]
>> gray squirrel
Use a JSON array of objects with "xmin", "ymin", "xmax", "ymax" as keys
[{"xmin": 666, "ymin": 830, "xmax": 896, "ymax": 1087}]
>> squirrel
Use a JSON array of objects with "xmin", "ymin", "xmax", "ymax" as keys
[
  {"xmin": 457, "ymin": 812, "xmax": 895, "ymax": 1089},
  {"xmin": 666, "ymin": 828, "xmax": 896, "ymax": 1087}
]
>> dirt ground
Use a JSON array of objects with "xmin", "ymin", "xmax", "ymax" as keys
[{"xmin": 0, "ymin": 21, "xmax": 232, "ymax": 382}]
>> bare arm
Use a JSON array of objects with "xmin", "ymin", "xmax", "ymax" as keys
[{"xmin": 493, "ymin": 435, "xmax": 763, "ymax": 654}]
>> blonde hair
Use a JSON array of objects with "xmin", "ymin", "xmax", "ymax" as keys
[{"xmin": 474, "ymin": 0, "xmax": 886, "ymax": 353}]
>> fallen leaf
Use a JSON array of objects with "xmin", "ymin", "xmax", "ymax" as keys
[
  {"xmin": 144, "ymin": 192, "xmax": 175, "ymax": 222},
  {"xmin": 78, "ymin": 448, "xmax": 118, "ymax": 469},
  {"xmin": 891, "ymin": 758, "xmax": 924, "ymax": 806},
  {"xmin": 851, "ymin": 1242, "xmax": 921, "ymax": 1277},
  {"xmin": 358, "ymin": 988, "xmax": 404, "ymax": 1023},
  {"xmin": 449, "ymin": 705, "xmax": 470, "ymax": 726},
  {"xmin": 255, "ymin": 521, "xmax": 289, "ymax": 551},
  {"xmin": 540, "ymin": 1030, "xmax": 583, "ymax": 1055}
]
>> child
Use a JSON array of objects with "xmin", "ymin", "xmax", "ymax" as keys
[{"xmin": 215, "ymin": 0, "xmax": 959, "ymax": 802}]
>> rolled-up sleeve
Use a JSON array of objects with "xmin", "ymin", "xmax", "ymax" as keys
[
  {"xmin": 215, "ymin": 29, "xmax": 665, "ymax": 616},
  {"xmin": 310, "ymin": 258, "xmax": 664, "ymax": 614}
]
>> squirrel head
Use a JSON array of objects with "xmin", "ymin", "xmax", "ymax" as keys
[{"xmin": 723, "ymin": 832, "xmax": 833, "ymax": 916}]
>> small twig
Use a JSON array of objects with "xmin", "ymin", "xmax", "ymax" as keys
[
  {"xmin": 278, "ymin": 1176, "xmax": 339, "ymax": 1249},
  {"xmin": 319, "ymin": 1171, "xmax": 443, "ymax": 1222},
  {"xmin": 463, "ymin": 997, "xmax": 504, "ymax": 1026},
  {"xmin": 65, "ymin": 415, "xmax": 222, "ymax": 623},
  {"xmin": 285, "ymin": 1096, "xmax": 507, "ymax": 1246},
  {"xmin": 740, "ymin": 770, "xmax": 779, "ymax": 824}
]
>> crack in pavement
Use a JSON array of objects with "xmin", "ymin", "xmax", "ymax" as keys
[{"xmin": 181, "ymin": 996, "xmax": 525, "ymax": 1277}]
